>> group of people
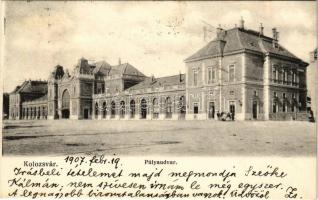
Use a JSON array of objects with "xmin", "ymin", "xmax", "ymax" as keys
[{"xmin": 216, "ymin": 110, "xmax": 235, "ymax": 121}]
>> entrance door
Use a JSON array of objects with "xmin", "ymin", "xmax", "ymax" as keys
[
  {"xmin": 141, "ymin": 99, "xmax": 147, "ymax": 119},
  {"xmin": 252, "ymin": 101, "xmax": 258, "ymax": 119},
  {"xmin": 208, "ymin": 102, "xmax": 215, "ymax": 119},
  {"xmin": 61, "ymin": 90, "xmax": 70, "ymax": 119},
  {"xmin": 62, "ymin": 109, "xmax": 70, "ymax": 119},
  {"xmin": 229, "ymin": 101, "xmax": 235, "ymax": 120},
  {"xmin": 84, "ymin": 109, "xmax": 89, "ymax": 119}
]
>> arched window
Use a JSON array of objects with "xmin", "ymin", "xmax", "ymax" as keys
[
  {"xmin": 95, "ymin": 102, "xmax": 99, "ymax": 119},
  {"xmin": 140, "ymin": 99, "xmax": 147, "ymax": 119},
  {"xmin": 37, "ymin": 107, "xmax": 41, "ymax": 119},
  {"xmin": 33, "ymin": 107, "xmax": 36, "ymax": 119},
  {"xmin": 42, "ymin": 107, "xmax": 46, "ymax": 118},
  {"xmin": 153, "ymin": 98, "xmax": 159, "ymax": 119}
]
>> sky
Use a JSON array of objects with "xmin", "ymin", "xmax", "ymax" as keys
[{"xmin": 2, "ymin": 1, "xmax": 316, "ymax": 92}]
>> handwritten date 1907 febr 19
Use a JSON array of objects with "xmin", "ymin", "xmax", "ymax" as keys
[{"xmin": 64, "ymin": 155, "xmax": 121, "ymax": 169}]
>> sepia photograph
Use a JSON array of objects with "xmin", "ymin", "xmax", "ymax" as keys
[{"xmin": 2, "ymin": 1, "xmax": 317, "ymax": 157}]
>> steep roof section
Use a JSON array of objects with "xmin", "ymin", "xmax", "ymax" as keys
[
  {"xmin": 128, "ymin": 74, "xmax": 185, "ymax": 90},
  {"xmin": 185, "ymin": 27, "xmax": 301, "ymax": 62},
  {"xmin": 110, "ymin": 63, "xmax": 145, "ymax": 77},
  {"xmin": 17, "ymin": 80, "xmax": 47, "ymax": 94},
  {"xmin": 31, "ymin": 94, "xmax": 48, "ymax": 102},
  {"xmin": 92, "ymin": 61, "xmax": 112, "ymax": 75}
]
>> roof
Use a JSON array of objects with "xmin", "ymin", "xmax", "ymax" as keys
[
  {"xmin": 128, "ymin": 74, "xmax": 185, "ymax": 90},
  {"xmin": 185, "ymin": 27, "xmax": 301, "ymax": 62},
  {"xmin": 76, "ymin": 58, "xmax": 145, "ymax": 77},
  {"xmin": 109, "ymin": 63, "xmax": 145, "ymax": 77},
  {"xmin": 15, "ymin": 80, "xmax": 47, "ymax": 94}
]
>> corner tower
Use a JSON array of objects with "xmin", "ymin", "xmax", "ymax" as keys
[{"xmin": 47, "ymin": 65, "xmax": 64, "ymax": 119}]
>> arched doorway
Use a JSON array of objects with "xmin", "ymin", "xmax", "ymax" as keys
[
  {"xmin": 37, "ymin": 107, "xmax": 41, "ymax": 119},
  {"xmin": 62, "ymin": 90, "xmax": 70, "ymax": 119},
  {"xmin": 111, "ymin": 101, "xmax": 116, "ymax": 118},
  {"xmin": 140, "ymin": 99, "xmax": 147, "ymax": 119},
  {"xmin": 95, "ymin": 102, "xmax": 99, "ymax": 119},
  {"xmin": 179, "ymin": 96, "xmax": 186, "ymax": 119},
  {"xmin": 120, "ymin": 101, "xmax": 125, "ymax": 118},
  {"xmin": 165, "ymin": 97, "xmax": 172, "ymax": 119},
  {"xmin": 102, "ymin": 102, "xmax": 107, "ymax": 119},
  {"xmin": 130, "ymin": 100, "xmax": 136, "ymax": 118}
]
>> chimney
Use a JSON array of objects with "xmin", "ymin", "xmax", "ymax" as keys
[
  {"xmin": 272, "ymin": 28, "xmax": 277, "ymax": 40},
  {"xmin": 216, "ymin": 24, "xmax": 226, "ymax": 56},
  {"xmin": 218, "ymin": 39, "xmax": 226, "ymax": 57},
  {"xmin": 118, "ymin": 58, "xmax": 121, "ymax": 65},
  {"xmin": 179, "ymin": 71, "xmax": 182, "ymax": 82},
  {"xmin": 259, "ymin": 23, "xmax": 264, "ymax": 35},
  {"xmin": 239, "ymin": 17, "xmax": 244, "ymax": 29},
  {"xmin": 216, "ymin": 24, "xmax": 227, "ymax": 41},
  {"xmin": 272, "ymin": 28, "xmax": 278, "ymax": 48}
]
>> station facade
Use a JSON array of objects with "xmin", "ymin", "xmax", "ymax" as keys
[{"xmin": 9, "ymin": 21, "xmax": 309, "ymax": 121}]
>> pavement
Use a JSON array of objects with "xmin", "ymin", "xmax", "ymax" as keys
[{"xmin": 2, "ymin": 119, "xmax": 316, "ymax": 156}]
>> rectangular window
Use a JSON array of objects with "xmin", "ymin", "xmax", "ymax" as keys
[
  {"xmin": 212, "ymin": 68, "xmax": 216, "ymax": 83},
  {"xmin": 208, "ymin": 68, "xmax": 212, "ymax": 83},
  {"xmin": 278, "ymin": 69, "xmax": 282, "ymax": 83},
  {"xmin": 273, "ymin": 102, "xmax": 277, "ymax": 113},
  {"xmin": 208, "ymin": 67, "xmax": 216, "ymax": 84},
  {"xmin": 283, "ymin": 102, "xmax": 287, "ymax": 112},
  {"xmin": 291, "ymin": 105, "xmax": 295, "ymax": 112},
  {"xmin": 229, "ymin": 65, "xmax": 235, "ymax": 82},
  {"xmin": 193, "ymin": 70, "xmax": 198, "ymax": 86},
  {"xmin": 292, "ymin": 71, "xmax": 296, "ymax": 84},
  {"xmin": 272, "ymin": 66, "xmax": 277, "ymax": 82}
]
